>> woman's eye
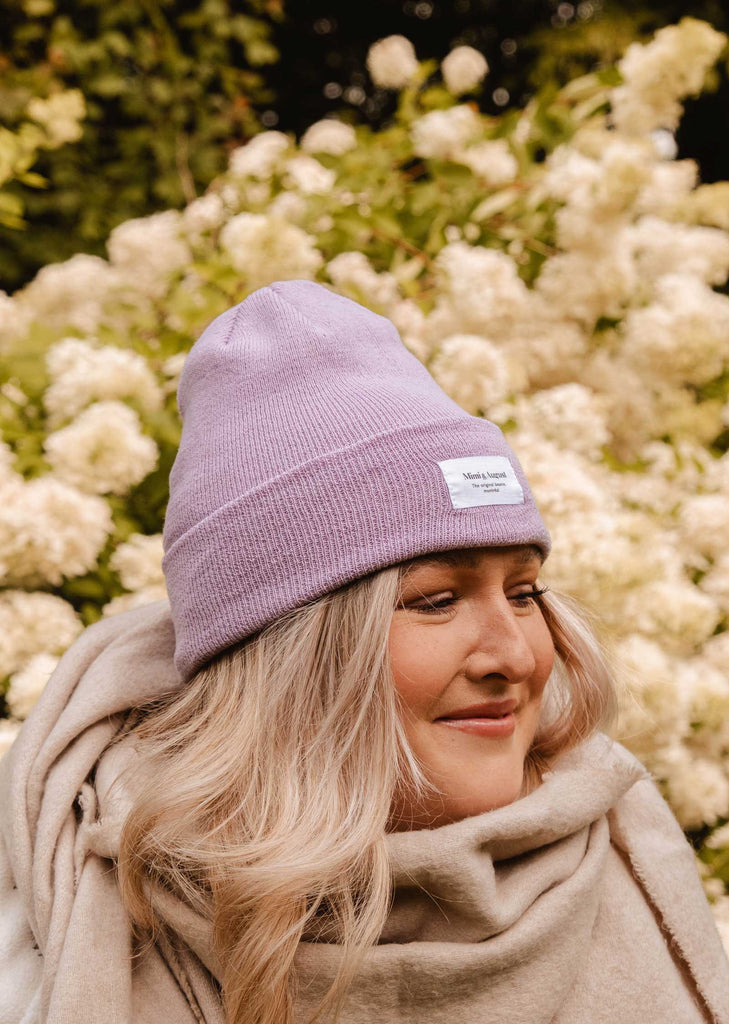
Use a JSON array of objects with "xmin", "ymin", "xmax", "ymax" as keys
[
  {"xmin": 510, "ymin": 586, "xmax": 550, "ymax": 608},
  {"xmin": 406, "ymin": 595, "xmax": 457, "ymax": 614}
]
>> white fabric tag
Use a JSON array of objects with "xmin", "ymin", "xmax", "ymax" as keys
[{"xmin": 437, "ymin": 456, "xmax": 524, "ymax": 508}]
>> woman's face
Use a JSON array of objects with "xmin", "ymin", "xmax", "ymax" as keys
[{"xmin": 387, "ymin": 544, "xmax": 555, "ymax": 830}]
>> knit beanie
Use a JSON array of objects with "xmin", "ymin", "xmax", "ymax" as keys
[{"xmin": 162, "ymin": 279, "xmax": 551, "ymax": 682}]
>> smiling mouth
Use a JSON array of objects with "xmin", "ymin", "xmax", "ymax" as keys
[{"xmin": 436, "ymin": 713, "xmax": 517, "ymax": 737}]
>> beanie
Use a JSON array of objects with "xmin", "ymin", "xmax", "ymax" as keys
[{"xmin": 162, "ymin": 279, "xmax": 551, "ymax": 682}]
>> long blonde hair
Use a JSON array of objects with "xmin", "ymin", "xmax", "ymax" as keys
[{"xmin": 117, "ymin": 552, "xmax": 618, "ymax": 1024}]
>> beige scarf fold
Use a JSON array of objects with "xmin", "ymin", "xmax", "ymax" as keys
[{"xmin": 1, "ymin": 601, "xmax": 728, "ymax": 1024}]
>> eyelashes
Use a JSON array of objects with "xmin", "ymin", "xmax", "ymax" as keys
[{"xmin": 405, "ymin": 585, "xmax": 550, "ymax": 615}]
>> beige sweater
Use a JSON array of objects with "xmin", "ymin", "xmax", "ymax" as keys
[{"xmin": 1, "ymin": 601, "xmax": 728, "ymax": 1024}]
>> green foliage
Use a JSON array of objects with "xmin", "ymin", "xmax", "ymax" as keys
[{"xmin": 0, "ymin": 0, "xmax": 283, "ymax": 290}]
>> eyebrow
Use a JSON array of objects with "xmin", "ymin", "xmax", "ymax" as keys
[{"xmin": 401, "ymin": 545, "xmax": 544, "ymax": 573}]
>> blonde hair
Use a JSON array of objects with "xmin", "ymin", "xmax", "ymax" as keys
[{"xmin": 117, "ymin": 550, "xmax": 618, "ymax": 1024}]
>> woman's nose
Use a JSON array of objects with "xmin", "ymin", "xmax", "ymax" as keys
[{"xmin": 464, "ymin": 596, "xmax": 537, "ymax": 684}]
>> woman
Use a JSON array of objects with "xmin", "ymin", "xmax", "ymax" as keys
[{"xmin": 1, "ymin": 280, "xmax": 728, "ymax": 1024}]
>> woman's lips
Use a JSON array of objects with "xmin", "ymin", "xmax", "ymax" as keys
[{"xmin": 436, "ymin": 712, "xmax": 516, "ymax": 738}]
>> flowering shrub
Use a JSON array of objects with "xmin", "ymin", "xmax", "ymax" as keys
[{"xmin": 2, "ymin": 16, "xmax": 729, "ymax": 939}]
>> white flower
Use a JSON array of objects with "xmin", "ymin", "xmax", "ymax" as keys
[
  {"xmin": 107, "ymin": 210, "xmax": 191, "ymax": 299},
  {"xmin": 514, "ymin": 384, "xmax": 610, "ymax": 460},
  {"xmin": 678, "ymin": 495, "xmax": 729, "ymax": 563},
  {"xmin": 626, "ymin": 217, "xmax": 729, "ymax": 287},
  {"xmin": 44, "ymin": 337, "xmax": 163, "ymax": 427},
  {"xmin": 283, "ymin": 154, "xmax": 336, "ymax": 195},
  {"xmin": 613, "ymin": 634, "xmax": 689, "ymax": 751},
  {"xmin": 459, "ymin": 139, "xmax": 518, "ymax": 186},
  {"xmin": 702, "ymin": 631, "xmax": 729, "ymax": 673},
  {"xmin": 660, "ymin": 746, "xmax": 729, "ymax": 829},
  {"xmin": 433, "ymin": 242, "xmax": 532, "ymax": 333},
  {"xmin": 0, "ymin": 477, "xmax": 113, "ymax": 587},
  {"xmin": 0, "ymin": 720, "xmax": 20, "ymax": 760},
  {"xmin": 7, "ymin": 653, "xmax": 60, "ymax": 721},
  {"xmin": 267, "ymin": 191, "xmax": 308, "ymax": 222},
  {"xmin": 620, "ymin": 274, "xmax": 729, "ymax": 387},
  {"xmin": 678, "ymin": 659, "xmax": 729, "ymax": 757},
  {"xmin": 366, "ymin": 35, "xmax": 419, "ymax": 90},
  {"xmin": 0, "ymin": 290, "xmax": 32, "ymax": 351},
  {"xmin": 622, "ymin": 579, "xmax": 722, "ymax": 656},
  {"xmin": 535, "ymin": 243, "xmax": 637, "ymax": 328},
  {"xmin": 16, "ymin": 254, "xmax": 121, "ymax": 334},
  {"xmin": 611, "ymin": 19, "xmax": 726, "ymax": 136},
  {"xmin": 44, "ymin": 401, "xmax": 159, "ymax": 496},
  {"xmin": 181, "ymin": 192, "xmax": 226, "ymax": 236},
  {"xmin": 228, "ymin": 131, "xmax": 290, "ymax": 180},
  {"xmin": 699, "ymin": 552, "xmax": 729, "ymax": 617},
  {"xmin": 441, "ymin": 46, "xmax": 489, "ymax": 96},
  {"xmin": 637, "ymin": 159, "xmax": 699, "ymax": 216},
  {"xmin": 411, "ymin": 105, "xmax": 481, "ymax": 160},
  {"xmin": 219, "ymin": 213, "xmax": 323, "ymax": 290},
  {"xmin": 26, "ymin": 88, "xmax": 85, "ymax": 146},
  {"xmin": 109, "ymin": 533, "xmax": 165, "ymax": 591},
  {"xmin": 0, "ymin": 590, "xmax": 82, "ymax": 678},
  {"xmin": 101, "ymin": 584, "xmax": 168, "ymax": 617},
  {"xmin": 301, "ymin": 119, "xmax": 357, "ymax": 156},
  {"xmin": 326, "ymin": 251, "xmax": 400, "ymax": 309},
  {"xmin": 429, "ymin": 334, "xmax": 514, "ymax": 415}
]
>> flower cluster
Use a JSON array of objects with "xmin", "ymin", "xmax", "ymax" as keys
[{"xmin": 2, "ymin": 18, "xmax": 729, "ymax": 934}]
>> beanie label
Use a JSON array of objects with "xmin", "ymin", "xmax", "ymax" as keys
[{"xmin": 437, "ymin": 456, "xmax": 524, "ymax": 509}]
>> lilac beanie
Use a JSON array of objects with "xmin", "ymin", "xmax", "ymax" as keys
[{"xmin": 162, "ymin": 279, "xmax": 551, "ymax": 682}]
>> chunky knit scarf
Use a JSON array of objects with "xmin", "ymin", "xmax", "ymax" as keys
[{"xmin": 1, "ymin": 602, "xmax": 728, "ymax": 1024}]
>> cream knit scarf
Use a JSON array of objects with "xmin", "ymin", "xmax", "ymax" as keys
[{"xmin": 1, "ymin": 601, "xmax": 729, "ymax": 1024}]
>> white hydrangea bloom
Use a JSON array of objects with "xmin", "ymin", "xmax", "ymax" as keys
[
  {"xmin": 611, "ymin": 19, "xmax": 726, "ymax": 136},
  {"xmin": 626, "ymin": 216, "xmax": 729, "ymax": 287},
  {"xmin": 658, "ymin": 745, "xmax": 729, "ymax": 829},
  {"xmin": 706, "ymin": 821, "xmax": 729, "ymax": 849},
  {"xmin": 506, "ymin": 314, "xmax": 589, "ymax": 391},
  {"xmin": 109, "ymin": 533, "xmax": 164, "ymax": 591},
  {"xmin": 411, "ymin": 105, "xmax": 481, "ymax": 160},
  {"xmin": 228, "ymin": 131, "xmax": 290, "ymax": 180},
  {"xmin": 44, "ymin": 401, "xmax": 159, "ymax": 496},
  {"xmin": 326, "ymin": 251, "xmax": 400, "ymax": 309},
  {"xmin": 283, "ymin": 154, "xmax": 336, "ymax": 195},
  {"xmin": 613, "ymin": 634, "xmax": 690, "ymax": 752},
  {"xmin": 27, "ymin": 88, "xmax": 85, "ymax": 145},
  {"xmin": 636, "ymin": 160, "xmax": 699, "ymax": 216},
  {"xmin": 429, "ymin": 334, "xmax": 514, "ymax": 415},
  {"xmin": 219, "ymin": 213, "xmax": 323, "ymax": 290},
  {"xmin": 678, "ymin": 494, "xmax": 729, "ymax": 563},
  {"xmin": 677, "ymin": 659, "xmax": 729, "ymax": 757},
  {"xmin": 366, "ymin": 35, "xmax": 419, "ymax": 90},
  {"xmin": 699, "ymin": 552, "xmax": 729, "ymax": 617},
  {"xmin": 702, "ymin": 631, "xmax": 729, "ymax": 673},
  {"xmin": 622, "ymin": 579, "xmax": 722, "ymax": 656},
  {"xmin": 0, "ymin": 719, "xmax": 20, "ymax": 760},
  {"xmin": 459, "ymin": 139, "xmax": 518, "ymax": 187},
  {"xmin": 101, "ymin": 583, "xmax": 168, "ymax": 617},
  {"xmin": 0, "ymin": 290, "xmax": 33, "ymax": 351},
  {"xmin": 441, "ymin": 45, "xmax": 489, "ymax": 96},
  {"xmin": 181, "ymin": 192, "xmax": 226, "ymax": 236},
  {"xmin": 0, "ymin": 477, "xmax": 113, "ymax": 587},
  {"xmin": 16, "ymin": 254, "xmax": 121, "ymax": 334},
  {"xmin": 267, "ymin": 191, "xmax": 308, "ymax": 222},
  {"xmin": 7, "ymin": 652, "xmax": 60, "ymax": 721},
  {"xmin": 535, "ymin": 243, "xmax": 637, "ymax": 327},
  {"xmin": 44, "ymin": 337, "xmax": 163, "ymax": 427},
  {"xmin": 107, "ymin": 210, "xmax": 191, "ymax": 300},
  {"xmin": 301, "ymin": 119, "xmax": 357, "ymax": 156},
  {"xmin": 514, "ymin": 384, "xmax": 610, "ymax": 460},
  {"xmin": 0, "ymin": 590, "xmax": 82, "ymax": 678},
  {"xmin": 620, "ymin": 274, "xmax": 729, "ymax": 387},
  {"xmin": 433, "ymin": 242, "xmax": 532, "ymax": 333}
]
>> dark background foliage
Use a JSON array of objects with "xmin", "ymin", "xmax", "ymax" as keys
[{"xmin": 2, "ymin": 0, "xmax": 728, "ymax": 293}]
